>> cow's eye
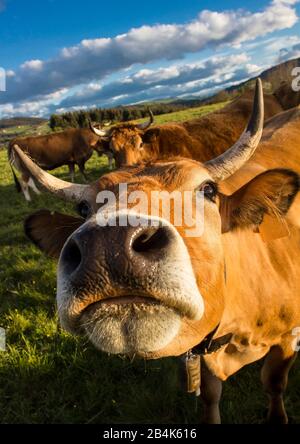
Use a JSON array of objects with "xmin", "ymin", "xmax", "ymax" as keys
[
  {"xmin": 198, "ymin": 182, "xmax": 218, "ymax": 202},
  {"xmin": 77, "ymin": 201, "xmax": 92, "ymax": 219}
]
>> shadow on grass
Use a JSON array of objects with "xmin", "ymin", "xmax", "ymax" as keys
[
  {"xmin": 0, "ymin": 334, "xmax": 201, "ymax": 424},
  {"xmin": 2, "ymin": 332, "xmax": 299, "ymax": 424}
]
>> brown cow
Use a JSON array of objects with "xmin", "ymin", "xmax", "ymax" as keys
[
  {"xmin": 14, "ymin": 80, "xmax": 300, "ymax": 423},
  {"xmin": 90, "ymin": 89, "xmax": 283, "ymax": 168},
  {"xmin": 8, "ymin": 126, "xmax": 107, "ymax": 201}
]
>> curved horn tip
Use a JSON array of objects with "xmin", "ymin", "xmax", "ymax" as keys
[
  {"xmin": 204, "ymin": 78, "xmax": 264, "ymax": 181},
  {"xmin": 137, "ymin": 109, "xmax": 154, "ymax": 130},
  {"xmin": 247, "ymin": 78, "xmax": 264, "ymax": 135},
  {"xmin": 148, "ymin": 108, "xmax": 154, "ymax": 123}
]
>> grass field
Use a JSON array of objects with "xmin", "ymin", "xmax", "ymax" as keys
[
  {"xmin": 1, "ymin": 104, "xmax": 300, "ymax": 424},
  {"xmin": 137, "ymin": 102, "xmax": 229, "ymax": 125}
]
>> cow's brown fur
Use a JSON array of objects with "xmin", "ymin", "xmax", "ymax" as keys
[
  {"xmin": 223, "ymin": 106, "xmax": 300, "ymax": 222},
  {"xmin": 9, "ymin": 128, "xmax": 103, "ymax": 171},
  {"xmin": 106, "ymin": 90, "xmax": 283, "ymax": 167}
]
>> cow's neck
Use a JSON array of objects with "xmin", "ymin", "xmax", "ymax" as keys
[{"xmin": 204, "ymin": 227, "xmax": 300, "ymax": 380}]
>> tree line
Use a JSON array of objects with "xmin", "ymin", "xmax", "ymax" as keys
[{"xmin": 49, "ymin": 103, "xmax": 203, "ymax": 130}]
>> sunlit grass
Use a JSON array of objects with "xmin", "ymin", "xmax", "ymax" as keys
[{"xmin": 137, "ymin": 102, "xmax": 229, "ymax": 125}]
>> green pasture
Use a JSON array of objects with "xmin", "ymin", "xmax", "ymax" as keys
[{"xmin": 137, "ymin": 102, "xmax": 229, "ymax": 125}]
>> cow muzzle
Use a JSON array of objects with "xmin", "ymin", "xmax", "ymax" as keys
[{"xmin": 57, "ymin": 214, "xmax": 204, "ymax": 355}]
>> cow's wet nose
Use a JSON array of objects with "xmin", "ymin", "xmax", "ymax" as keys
[
  {"xmin": 131, "ymin": 226, "xmax": 173, "ymax": 260},
  {"xmin": 59, "ymin": 222, "xmax": 176, "ymax": 281}
]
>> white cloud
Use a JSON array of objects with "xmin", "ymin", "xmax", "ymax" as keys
[
  {"xmin": 249, "ymin": 34, "xmax": 300, "ymax": 63},
  {"xmin": 55, "ymin": 53, "xmax": 262, "ymax": 110},
  {"xmin": 21, "ymin": 60, "xmax": 44, "ymax": 71},
  {"xmin": 0, "ymin": 101, "xmax": 48, "ymax": 118},
  {"xmin": 273, "ymin": 0, "xmax": 298, "ymax": 4},
  {"xmin": 6, "ymin": 70, "xmax": 15, "ymax": 78},
  {"xmin": 0, "ymin": 0, "xmax": 298, "ymax": 111},
  {"xmin": 1, "ymin": 51, "xmax": 261, "ymax": 117},
  {"xmin": 111, "ymin": 94, "xmax": 129, "ymax": 102},
  {"xmin": 0, "ymin": 88, "xmax": 68, "ymax": 118}
]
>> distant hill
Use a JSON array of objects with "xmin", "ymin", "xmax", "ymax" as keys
[
  {"xmin": 0, "ymin": 117, "xmax": 47, "ymax": 129},
  {"xmin": 253, "ymin": 57, "xmax": 300, "ymax": 91},
  {"xmin": 204, "ymin": 57, "xmax": 300, "ymax": 108}
]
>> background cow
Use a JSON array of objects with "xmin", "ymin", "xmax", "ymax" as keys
[
  {"xmin": 8, "ymin": 126, "xmax": 106, "ymax": 201},
  {"xmin": 15, "ymin": 80, "xmax": 300, "ymax": 423},
  {"xmin": 90, "ymin": 87, "xmax": 283, "ymax": 168}
]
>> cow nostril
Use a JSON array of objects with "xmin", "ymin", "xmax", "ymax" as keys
[
  {"xmin": 132, "ymin": 227, "xmax": 171, "ymax": 254},
  {"xmin": 61, "ymin": 239, "xmax": 82, "ymax": 275}
]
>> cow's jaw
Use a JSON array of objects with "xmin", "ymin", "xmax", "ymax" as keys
[
  {"xmin": 56, "ymin": 214, "xmax": 204, "ymax": 356},
  {"xmin": 80, "ymin": 296, "xmax": 181, "ymax": 354}
]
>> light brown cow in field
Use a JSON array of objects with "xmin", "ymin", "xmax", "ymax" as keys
[
  {"xmin": 13, "ymin": 80, "xmax": 300, "ymax": 423},
  {"xmin": 90, "ymin": 89, "xmax": 283, "ymax": 168},
  {"xmin": 8, "ymin": 127, "xmax": 107, "ymax": 201}
]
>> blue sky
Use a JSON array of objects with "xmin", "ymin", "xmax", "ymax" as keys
[{"xmin": 0, "ymin": 0, "xmax": 300, "ymax": 117}]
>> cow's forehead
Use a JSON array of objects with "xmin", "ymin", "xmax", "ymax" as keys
[
  {"xmin": 111, "ymin": 124, "xmax": 138, "ymax": 136},
  {"xmin": 95, "ymin": 159, "xmax": 211, "ymax": 192}
]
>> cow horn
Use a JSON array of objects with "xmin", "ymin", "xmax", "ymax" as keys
[
  {"xmin": 89, "ymin": 120, "xmax": 109, "ymax": 137},
  {"xmin": 137, "ymin": 109, "xmax": 154, "ymax": 130},
  {"xmin": 12, "ymin": 145, "xmax": 88, "ymax": 202},
  {"xmin": 205, "ymin": 78, "xmax": 264, "ymax": 181}
]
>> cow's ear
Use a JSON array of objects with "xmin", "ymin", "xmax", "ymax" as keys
[
  {"xmin": 24, "ymin": 210, "xmax": 84, "ymax": 259},
  {"xmin": 220, "ymin": 169, "xmax": 300, "ymax": 240}
]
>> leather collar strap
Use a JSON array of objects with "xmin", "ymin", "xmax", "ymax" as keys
[
  {"xmin": 179, "ymin": 325, "xmax": 232, "ymax": 396},
  {"xmin": 191, "ymin": 324, "xmax": 233, "ymax": 355}
]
